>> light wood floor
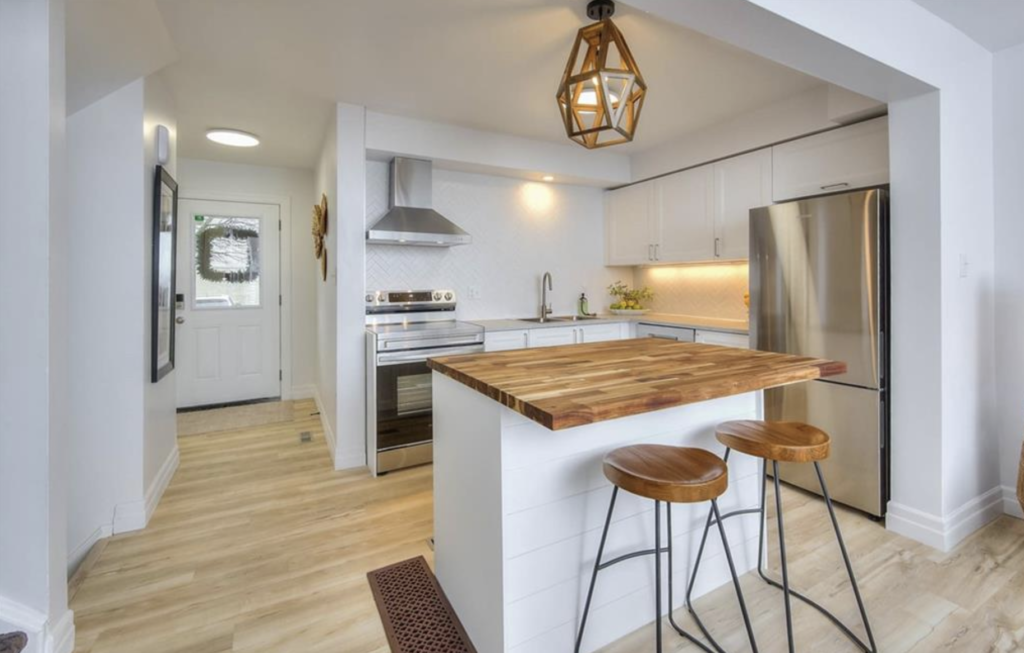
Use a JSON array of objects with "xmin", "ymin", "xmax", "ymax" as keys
[{"xmin": 70, "ymin": 400, "xmax": 1024, "ymax": 653}]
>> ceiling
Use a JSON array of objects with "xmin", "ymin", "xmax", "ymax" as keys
[
  {"xmin": 69, "ymin": 0, "xmax": 824, "ymax": 169},
  {"xmin": 912, "ymin": 0, "xmax": 1024, "ymax": 52}
]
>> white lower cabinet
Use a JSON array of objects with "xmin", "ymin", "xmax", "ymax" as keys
[
  {"xmin": 484, "ymin": 329, "xmax": 529, "ymax": 352},
  {"xmin": 695, "ymin": 329, "xmax": 750, "ymax": 349},
  {"xmin": 578, "ymin": 323, "xmax": 627, "ymax": 343},
  {"xmin": 526, "ymin": 326, "xmax": 577, "ymax": 348}
]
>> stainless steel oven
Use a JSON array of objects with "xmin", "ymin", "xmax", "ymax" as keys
[{"xmin": 365, "ymin": 290, "xmax": 483, "ymax": 475}]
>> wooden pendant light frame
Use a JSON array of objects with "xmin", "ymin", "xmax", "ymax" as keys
[{"xmin": 556, "ymin": 18, "xmax": 647, "ymax": 149}]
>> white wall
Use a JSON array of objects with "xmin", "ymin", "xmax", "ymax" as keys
[
  {"xmin": 67, "ymin": 80, "xmax": 146, "ymax": 569},
  {"xmin": 334, "ymin": 104, "xmax": 368, "ymax": 469},
  {"xmin": 175, "ymin": 158, "xmax": 317, "ymax": 398},
  {"xmin": 63, "ymin": 73, "xmax": 181, "ymax": 571},
  {"xmin": 141, "ymin": 74, "xmax": 179, "ymax": 507},
  {"xmin": 994, "ymin": 42, "xmax": 1024, "ymax": 518},
  {"xmin": 0, "ymin": 0, "xmax": 74, "ymax": 650},
  {"xmin": 313, "ymin": 112, "xmax": 339, "ymax": 458},
  {"xmin": 632, "ymin": 84, "xmax": 883, "ymax": 181},
  {"xmin": 366, "ymin": 163, "xmax": 630, "ymax": 319},
  {"xmin": 365, "ymin": 111, "xmax": 630, "ymax": 188}
]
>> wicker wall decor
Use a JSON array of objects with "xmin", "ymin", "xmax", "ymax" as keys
[
  {"xmin": 1018, "ymin": 439, "xmax": 1023, "ymax": 514},
  {"xmin": 312, "ymin": 193, "xmax": 328, "ymax": 281}
]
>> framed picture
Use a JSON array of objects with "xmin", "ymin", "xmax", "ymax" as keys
[{"xmin": 151, "ymin": 166, "xmax": 178, "ymax": 382}]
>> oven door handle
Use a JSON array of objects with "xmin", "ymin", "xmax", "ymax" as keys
[{"xmin": 376, "ymin": 344, "xmax": 484, "ymax": 366}]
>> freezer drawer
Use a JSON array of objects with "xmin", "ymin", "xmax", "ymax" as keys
[{"xmin": 766, "ymin": 380, "xmax": 885, "ymax": 516}]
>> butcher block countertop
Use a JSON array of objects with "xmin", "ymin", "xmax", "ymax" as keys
[{"xmin": 427, "ymin": 339, "xmax": 845, "ymax": 430}]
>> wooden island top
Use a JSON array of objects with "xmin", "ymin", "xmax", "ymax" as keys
[{"xmin": 427, "ymin": 339, "xmax": 845, "ymax": 430}]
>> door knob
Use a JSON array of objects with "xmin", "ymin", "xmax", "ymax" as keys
[{"xmin": 175, "ymin": 316, "xmax": 185, "ymax": 325}]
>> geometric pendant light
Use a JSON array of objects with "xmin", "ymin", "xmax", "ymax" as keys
[{"xmin": 556, "ymin": 0, "xmax": 647, "ymax": 149}]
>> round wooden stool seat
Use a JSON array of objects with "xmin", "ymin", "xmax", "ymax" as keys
[
  {"xmin": 603, "ymin": 444, "xmax": 727, "ymax": 504},
  {"xmin": 716, "ymin": 420, "xmax": 830, "ymax": 463}
]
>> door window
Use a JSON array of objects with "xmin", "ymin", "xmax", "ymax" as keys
[{"xmin": 193, "ymin": 215, "xmax": 261, "ymax": 309}]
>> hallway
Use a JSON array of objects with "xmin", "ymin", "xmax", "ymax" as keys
[{"xmin": 69, "ymin": 401, "xmax": 433, "ymax": 653}]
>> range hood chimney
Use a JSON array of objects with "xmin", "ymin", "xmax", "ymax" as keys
[{"xmin": 366, "ymin": 157, "xmax": 471, "ymax": 247}]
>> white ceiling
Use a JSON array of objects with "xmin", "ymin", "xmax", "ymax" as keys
[
  {"xmin": 69, "ymin": 0, "xmax": 823, "ymax": 169},
  {"xmin": 66, "ymin": 0, "xmax": 178, "ymax": 115},
  {"xmin": 912, "ymin": 0, "xmax": 1024, "ymax": 52}
]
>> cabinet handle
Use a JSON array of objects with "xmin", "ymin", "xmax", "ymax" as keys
[
  {"xmin": 648, "ymin": 244, "xmax": 653, "ymax": 261},
  {"xmin": 714, "ymin": 237, "xmax": 721, "ymax": 258},
  {"xmin": 821, "ymin": 182, "xmax": 850, "ymax": 191},
  {"xmin": 576, "ymin": 328, "xmax": 582, "ymax": 344},
  {"xmin": 523, "ymin": 332, "xmax": 528, "ymax": 348},
  {"xmin": 654, "ymin": 244, "xmax": 659, "ymax": 260}
]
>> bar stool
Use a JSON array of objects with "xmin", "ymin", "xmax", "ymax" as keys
[
  {"xmin": 689, "ymin": 420, "xmax": 877, "ymax": 653},
  {"xmin": 575, "ymin": 444, "xmax": 759, "ymax": 653}
]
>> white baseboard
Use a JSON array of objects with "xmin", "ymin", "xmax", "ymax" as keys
[
  {"xmin": 111, "ymin": 445, "xmax": 179, "ymax": 535},
  {"xmin": 0, "ymin": 596, "xmax": 74, "ymax": 653},
  {"xmin": 1003, "ymin": 485, "xmax": 1024, "ymax": 519},
  {"xmin": 334, "ymin": 447, "xmax": 367, "ymax": 471},
  {"xmin": 145, "ymin": 444, "xmax": 179, "ymax": 523},
  {"xmin": 287, "ymin": 383, "xmax": 316, "ymax": 401},
  {"xmin": 67, "ymin": 523, "xmax": 112, "ymax": 575},
  {"xmin": 313, "ymin": 386, "xmax": 336, "ymax": 458},
  {"xmin": 111, "ymin": 499, "xmax": 146, "ymax": 534},
  {"xmin": 887, "ymin": 486, "xmax": 1004, "ymax": 551}
]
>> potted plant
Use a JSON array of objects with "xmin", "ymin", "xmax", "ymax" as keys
[{"xmin": 607, "ymin": 281, "xmax": 654, "ymax": 315}]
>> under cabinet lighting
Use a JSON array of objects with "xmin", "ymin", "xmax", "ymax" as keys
[{"xmin": 542, "ymin": 175, "xmax": 555, "ymax": 182}]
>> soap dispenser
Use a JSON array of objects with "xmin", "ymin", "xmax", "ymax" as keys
[{"xmin": 578, "ymin": 292, "xmax": 590, "ymax": 317}]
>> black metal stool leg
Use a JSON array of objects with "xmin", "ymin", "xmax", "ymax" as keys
[
  {"xmin": 772, "ymin": 461, "xmax": 795, "ymax": 653},
  {"xmin": 654, "ymin": 500, "xmax": 663, "ymax": 653},
  {"xmin": 575, "ymin": 486, "xmax": 618, "ymax": 653},
  {"xmin": 754, "ymin": 460, "xmax": 876, "ymax": 652},
  {"xmin": 667, "ymin": 505, "xmax": 714, "ymax": 653},
  {"xmin": 711, "ymin": 499, "xmax": 760, "ymax": 653},
  {"xmin": 815, "ymin": 462, "xmax": 877, "ymax": 652}
]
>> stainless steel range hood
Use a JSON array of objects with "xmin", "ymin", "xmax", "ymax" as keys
[{"xmin": 366, "ymin": 157, "xmax": 471, "ymax": 246}]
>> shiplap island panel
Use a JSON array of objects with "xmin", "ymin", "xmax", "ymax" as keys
[
  {"xmin": 428, "ymin": 339, "xmax": 844, "ymax": 430},
  {"xmin": 429, "ymin": 339, "xmax": 845, "ymax": 652}
]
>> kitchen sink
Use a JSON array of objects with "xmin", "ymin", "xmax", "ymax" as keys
[{"xmin": 518, "ymin": 315, "xmax": 601, "ymax": 323}]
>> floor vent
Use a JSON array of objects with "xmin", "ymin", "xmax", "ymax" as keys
[{"xmin": 299, "ymin": 431, "xmax": 312, "ymax": 443}]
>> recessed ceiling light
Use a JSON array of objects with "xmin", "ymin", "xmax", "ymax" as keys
[
  {"xmin": 542, "ymin": 175, "xmax": 555, "ymax": 182},
  {"xmin": 206, "ymin": 128, "xmax": 260, "ymax": 147}
]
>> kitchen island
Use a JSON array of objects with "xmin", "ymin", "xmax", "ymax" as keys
[{"xmin": 427, "ymin": 339, "xmax": 843, "ymax": 653}]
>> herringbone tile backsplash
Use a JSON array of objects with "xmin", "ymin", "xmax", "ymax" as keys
[
  {"xmin": 366, "ymin": 161, "xmax": 631, "ymax": 320},
  {"xmin": 634, "ymin": 262, "xmax": 749, "ymax": 320}
]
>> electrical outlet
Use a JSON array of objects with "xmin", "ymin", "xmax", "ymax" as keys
[{"xmin": 468, "ymin": 285, "xmax": 482, "ymax": 299}]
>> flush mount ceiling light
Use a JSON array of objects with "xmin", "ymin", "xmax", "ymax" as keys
[
  {"xmin": 556, "ymin": 0, "xmax": 647, "ymax": 149},
  {"xmin": 206, "ymin": 128, "xmax": 260, "ymax": 147}
]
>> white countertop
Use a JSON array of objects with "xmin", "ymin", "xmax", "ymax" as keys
[{"xmin": 467, "ymin": 312, "xmax": 749, "ymax": 335}]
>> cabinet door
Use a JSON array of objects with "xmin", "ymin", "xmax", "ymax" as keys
[
  {"xmin": 578, "ymin": 323, "xmax": 624, "ymax": 344},
  {"xmin": 636, "ymin": 323, "xmax": 695, "ymax": 342},
  {"xmin": 695, "ymin": 329, "xmax": 750, "ymax": 349},
  {"xmin": 605, "ymin": 182, "xmax": 654, "ymax": 265},
  {"xmin": 772, "ymin": 116, "xmax": 889, "ymax": 202},
  {"xmin": 484, "ymin": 330, "xmax": 529, "ymax": 352},
  {"xmin": 527, "ymin": 326, "xmax": 577, "ymax": 348},
  {"xmin": 714, "ymin": 148, "xmax": 771, "ymax": 260},
  {"xmin": 654, "ymin": 165, "xmax": 715, "ymax": 263}
]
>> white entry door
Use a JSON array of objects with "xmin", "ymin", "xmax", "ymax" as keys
[{"xmin": 176, "ymin": 198, "xmax": 281, "ymax": 408}]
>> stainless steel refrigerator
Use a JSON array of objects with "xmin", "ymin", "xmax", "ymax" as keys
[{"xmin": 750, "ymin": 188, "xmax": 889, "ymax": 517}]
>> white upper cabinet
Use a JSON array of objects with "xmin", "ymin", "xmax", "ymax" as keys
[
  {"xmin": 772, "ymin": 116, "xmax": 889, "ymax": 202},
  {"xmin": 713, "ymin": 148, "xmax": 772, "ymax": 261},
  {"xmin": 606, "ymin": 181, "xmax": 654, "ymax": 266},
  {"xmin": 654, "ymin": 165, "xmax": 715, "ymax": 263}
]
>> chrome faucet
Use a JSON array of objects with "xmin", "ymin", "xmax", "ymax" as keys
[{"xmin": 540, "ymin": 272, "xmax": 553, "ymax": 322}]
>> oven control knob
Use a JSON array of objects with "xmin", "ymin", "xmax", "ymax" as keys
[
  {"xmin": 444, "ymin": 292, "xmax": 453, "ymax": 301},
  {"xmin": 433, "ymin": 291, "xmax": 442, "ymax": 301}
]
